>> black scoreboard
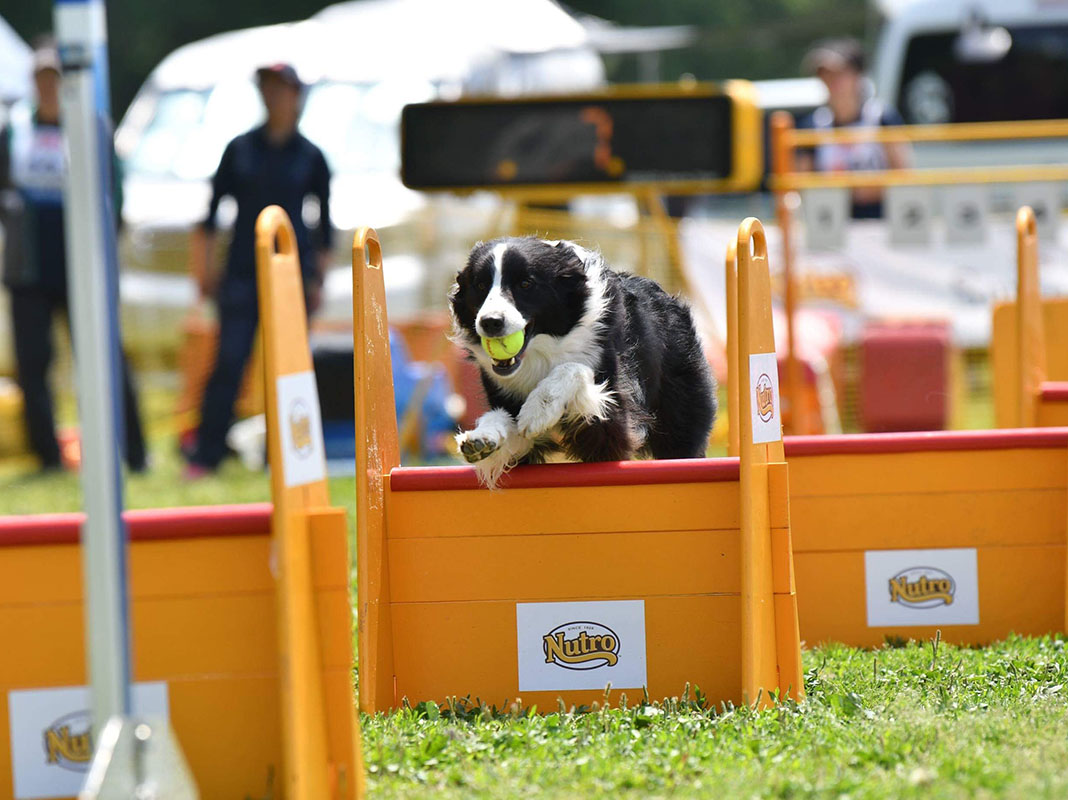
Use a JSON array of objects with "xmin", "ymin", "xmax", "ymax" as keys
[{"xmin": 400, "ymin": 82, "xmax": 762, "ymax": 194}]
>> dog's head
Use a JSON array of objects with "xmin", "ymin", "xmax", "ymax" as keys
[{"xmin": 450, "ymin": 237, "xmax": 597, "ymax": 379}]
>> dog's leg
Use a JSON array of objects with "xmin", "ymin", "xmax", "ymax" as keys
[
  {"xmin": 516, "ymin": 363, "xmax": 615, "ymax": 438},
  {"xmin": 455, "ymin": 408, "xmax": 533, "ymax": 487}
]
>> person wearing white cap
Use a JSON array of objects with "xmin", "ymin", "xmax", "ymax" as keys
[
  {"xmin": 0, "ymin": 37, "xmax": 146, "ymax": 472},
  {"xmin": 796, "ymin": 38, "xmax": 911, "ymax": 218}
]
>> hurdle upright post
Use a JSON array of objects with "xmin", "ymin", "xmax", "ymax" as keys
[
  {"xmin": 256, "ymin": 206, "xmax": 365, "ymax": 799},
  {"xmin": 352, "ymin": 227, "xmax": 402, "ymax": 713},
  {"xmin": 1015, "ymin": 206, "xmax": 1046, "ymax": 428},
  {"xmin": 726, "ymin": 239, "xmax": 740, "ymax": 458},
  {"xmin": 736, "ymin": 218, "xmax": 804, "ymax": 706}
]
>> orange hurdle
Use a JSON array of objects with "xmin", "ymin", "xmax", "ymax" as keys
[
  {"xmin": 992, "ymin": 206, "xmax": 1068, "ymax": 427},
  {"xmin": 727, "ymin": 215, "xmax": 1068, "ymax": 647},
  {"xmin": 353, "ymin": 221, "xmax": 803, "ymax": 713},
  {"xmin": 0, "ymin": 208, "xmax": 363, "ymax": 799}
]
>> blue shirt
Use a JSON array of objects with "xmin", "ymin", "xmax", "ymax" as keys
[{"xmin": 204, "ymin": 125, "xmax": 333, "ymax": 281}]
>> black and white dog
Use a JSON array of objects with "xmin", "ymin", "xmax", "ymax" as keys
[{"xmin": 450, "ymin": 237, "xmax": 716, "ymax": 486}]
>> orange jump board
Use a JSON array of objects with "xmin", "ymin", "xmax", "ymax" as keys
[
  {"xmin": 0, "ymin": 503, "xmax": 354, "ymax": 800},
  {"xmin": 784, "ymin": 428, "xmax": 1068, "ymax": 648},
  {"xmin": 377, "ymin": 457, "xmax": 797, "ymax": 710}
]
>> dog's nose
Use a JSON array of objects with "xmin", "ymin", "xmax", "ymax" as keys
[{"xmin": 480, "ymin": 314, "xmax": 505, "ymax": 336}]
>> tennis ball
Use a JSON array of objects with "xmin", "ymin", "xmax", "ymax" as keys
[{"xmin": 481, "ymin": 330, "xmax": 525, "ymax": 360}]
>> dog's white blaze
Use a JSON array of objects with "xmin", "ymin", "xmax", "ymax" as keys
[
  {"xmin": 475, "ymin": 242, "xmax": 527, "ymax": 338},
  {"xmin": 494, "ymin": 241, "xmax": 609, "ymax": 399}
]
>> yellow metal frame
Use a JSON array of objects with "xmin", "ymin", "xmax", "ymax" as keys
[
  {"xmin": 769, "ymin": 113, "xmax": 1068, "ymax": 433},
  {"xmin": 405, "ymin": 80, "xmax": 763, "ymax": 198}
]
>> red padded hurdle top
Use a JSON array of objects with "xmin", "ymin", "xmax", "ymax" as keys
[
  {"xmin": 1040, "ymin": 383, "xmax": 1068, "ymax": 402},
  {"xmin": 784, "ymin": 427, "xmax": 1068, "ymax": 456},
  {"xmin": 389, "ymin": 457, "xmax": 741, "ymax": 491},
  {"xmin": 0, "ymin": 503, "xmax": 273, "ymax": 548}
]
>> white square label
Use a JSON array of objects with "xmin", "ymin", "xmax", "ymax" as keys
[
  {"xmin": 865, "ymin": 548, "xmax": 979, "ymax": 627},
  {"xmin": 276, "ymin": 370, "xmax": 326, "ymax": 488},
  {"xmin": 749, "ymin": 352, "xmax": 781, "ymax": 445},
  {"xmin": 8, "ymin": 682, "xmax": 169, "ymax": 799},
  {"xmin": 516, "ymin": 601, "xmax": 647, "ymax": 692}
]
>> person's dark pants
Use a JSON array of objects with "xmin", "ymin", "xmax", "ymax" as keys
[
  {"xmin": 189, "ymin": 278, "xmax": 261, "ymax": 469},
  {"xmin": 9, "ymin": 285, "xmax": 147, "ymax": 471}
]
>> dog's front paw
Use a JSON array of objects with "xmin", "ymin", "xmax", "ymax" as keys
[
  {"xmin": 456, "ymin": 431, "xmax": 500, "ymax": 463},
  {"xmin": 517, "ymin": 386, "xmax": 567, "ymax": 438}
]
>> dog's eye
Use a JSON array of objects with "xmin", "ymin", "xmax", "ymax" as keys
[
  {"xmin": 519, "ymin": 278, "xmax": 533, "ymax": 290},
  {"xmin": 477, "ymin": 280, "xmax": 488, "ymax": 291}
]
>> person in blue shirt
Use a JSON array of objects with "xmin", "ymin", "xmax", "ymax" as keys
[
  {"xmin": 185, "ymin": 63, "xmax": 332, "ymax": 476},
  {"xmin": 0, "ymin": 41, "xmax": 146, "ymax": 472},
  {"xmin": 796, "ymin": 38, "xmax": 911, "ymax": 219}
]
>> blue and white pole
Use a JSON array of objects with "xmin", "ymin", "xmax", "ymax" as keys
[{"xmin": 54, "ymin": 0, "xmax": 132, "ymax": 734}]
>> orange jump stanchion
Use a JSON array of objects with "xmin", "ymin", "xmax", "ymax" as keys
[
  {"xmin": 991, "ymin": 207, "xmax": 1068, "ymax": 428},
  {"xmin": 352, "ymin": 224, "xmax": 803, "ymax": 714},
  {"xmin": 352, "ymin": 227, "xmax": 401, "ymax": 714},
  {"xmin": 256, "ymin": 207, "xmax": 364, "ymax": 799},
  {"xmin": 734, "ymin": 219, "xmax": 804, "ymax": 707}
]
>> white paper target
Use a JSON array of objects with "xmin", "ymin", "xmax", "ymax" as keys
[
  {"xmin": 1011, "ymin": 182, "xmax": 1061, "ymax": 242},
  {"xmin": 886, "ymin": 186, "xmax": 934, "ymax": 246},
  {"xmin": 802, "ymin": 188, "xmax": 849, "ymax": 251},
  {"xmin": 942, "ymin": 185, "xmax": 989, "ymax": 245}
]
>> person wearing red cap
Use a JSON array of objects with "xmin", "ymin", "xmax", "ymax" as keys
[
  {"xmin": 185, "ymin": 62, "xmax": 332, "ymax": 477},
  {"xmin": 0, "ymin": 37, "xmax": 146, "ymax": 473},
  {"xmin": 797, "ymin": 38, "xmax": 911, "ymax": 218}
]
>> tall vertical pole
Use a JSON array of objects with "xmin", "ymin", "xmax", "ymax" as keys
[
  {"xmin": 54, "ymin": 0, "xmax": 131, "ymax": 733},
  {"xmin": 770, "ymin": 111, "xmax": 806, "ymax": 435}
]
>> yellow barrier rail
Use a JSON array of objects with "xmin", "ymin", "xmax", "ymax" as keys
[
  {"xmin": 769, "ymin": 110, "xmax": 1068, "ymax": 434},
  {"xmin": 785, "ymin": 117, "xmax": 1068, "ymax": 147}
]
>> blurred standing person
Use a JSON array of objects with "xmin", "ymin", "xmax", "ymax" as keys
[
  {"xmin": 185, "ymin": 63, "xmax": 332, "ymax": 477},
  {"xmin": 796, "ymin": 38, "xmax": 911, "ymax": 218},
  {"xmin": 0, "ymin": 40, "xmax": 146, "ymax": 472}
]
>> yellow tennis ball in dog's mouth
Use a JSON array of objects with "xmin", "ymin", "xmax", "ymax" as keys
[{"xmin": 481, "ymin": 330, "xmax": 525, "ymax": 360}]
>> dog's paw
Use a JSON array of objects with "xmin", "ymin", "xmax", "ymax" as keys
[
  {"xmin": 517, "ymin": 386, "xmax": 568, "ymax": 438},
  {"xmin": 456, "ymin": 431, "xmax": 500, "ymax": 463}
]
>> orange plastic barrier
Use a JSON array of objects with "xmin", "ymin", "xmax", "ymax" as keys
[
  {"xmin": 353, "ymin": 221, "xmax": 803, "ymax": 713},
  {"xmin": 0, "ymin": 207, "xmax": 363, "ymax": 799},
  {"xmin": 726, "ymin": 215, "xmax": 1068, "ymax": 648},
  {"xmin": 785, "ymin": 429, "xmax": 1068, "ymax": 647},
  {"xmin": 992, "ymin": 206, "xmax": 1068, "ymax": 428}
]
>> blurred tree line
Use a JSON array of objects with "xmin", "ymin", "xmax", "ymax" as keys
[{"xmin": 6, "ymin": 0, "xmax": 869, "ymax": 118}]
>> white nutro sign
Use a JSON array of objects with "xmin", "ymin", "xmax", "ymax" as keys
[
  {"xmin": 8, "ymin": 682, "xmax": 169, "ymax": 799},
  {"xmin": 864, "ymin": 548, "xmax": 980, "ymax": 627},
  {"xmin": 748, "ymin": 352, "xmax": 782, "ymax": 445},
  {"xmin": 276, "ymin": 370, "xmax": 327, "ymax": 488},
  {"xmin": 516, "ymin": 600, "xmax": 647, "ymax": 692}
]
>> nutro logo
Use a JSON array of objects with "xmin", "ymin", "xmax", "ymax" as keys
[
  {"xmin": 755, "ymin": 374, "xmax": 775, "ymax": 422},
  {"xmin": 288, "ymin": 398, "xmax": 313, "ymax": 458},
  {"xmin": 888, "ymin": 567, "xmax": 955, "ymax": 608},
  {"xmin": 542, "ymin": 621, "xmax": 620, "ymax": 671},
  {"xmin": 43, "ymin": 710, "xmax": 92, "ymax": 772}
]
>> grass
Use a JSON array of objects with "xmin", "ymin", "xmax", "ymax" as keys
[
  {"xmin": 363, "ymin": 635, "xmax": 1068, "ymax": 799},
  {"xmin": 5, "ymin": 381, "xmax": 1063, "ymax": 798}
]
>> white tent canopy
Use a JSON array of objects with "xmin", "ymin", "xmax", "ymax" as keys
[{"xmin": 0, "ymin": 15, "xmax": 31, "ymax": 103}]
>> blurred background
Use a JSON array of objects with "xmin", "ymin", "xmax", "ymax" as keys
[{"xmin": 2, "ymin": 0, "xmax": 1068, "ymax": 493}]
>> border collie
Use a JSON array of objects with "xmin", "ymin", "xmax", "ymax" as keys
[{"xmin": 449, "ymin": 237, "xmax": 716, "ymax": 487}]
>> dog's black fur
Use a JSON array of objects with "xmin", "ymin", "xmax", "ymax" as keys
[{"xmin": 450, "ymin": 236, "xmax": 716, "ymax": 482}]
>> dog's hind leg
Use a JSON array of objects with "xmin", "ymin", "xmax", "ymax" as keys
[{"xmin": 562, "ymin": 415, "xmax": 638, "ymax": 463}]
